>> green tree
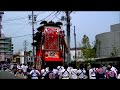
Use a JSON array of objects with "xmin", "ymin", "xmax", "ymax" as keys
[
  {"xmin": 82, "ymin": 35, "xmax": 91, "ymax": 49},
  {"xmin": 81, "ymin": 35, "xmax": 96, "ymax": 60},
  {"xmin": 97, "ymin": 39, "xmax": 101, "ymax": 57},
  {"xmin": 93, "ymin": 39, "xmax": 101, "ymax": 58},
  {"xmin": 110, "ymin": 45, "xmax": 119, "ymax": 57}
]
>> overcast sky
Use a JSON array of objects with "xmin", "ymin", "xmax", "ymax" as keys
[{"xmin": 1, "ymin": 11, "xmax": 120, "ymax": 53}]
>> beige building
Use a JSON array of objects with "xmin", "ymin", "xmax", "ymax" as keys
[
  {"xmin": 0, "ymin": 37, "xmax": 13, "ymax": 62},
  {"xmin": 13, "ymin": 55, "xmax": 20, "ymax": 63},
  {"xmin": 0, "ymin": 11, "xmax": 13, "ymax": 62}
]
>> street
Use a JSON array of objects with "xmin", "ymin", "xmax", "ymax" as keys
[{"xmin": 0, "ymin": 70, "xmax": 23, "ymax": 79}]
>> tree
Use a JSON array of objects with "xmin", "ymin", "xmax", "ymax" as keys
[
  {"xmin": 97, "ymin": 39, "xmax": 101, "ymax": 58},
  {"xmin": 82, "ymin": 35, "xmax": 91, "ymax": 49},
  {"xmin": 81, "ymin": 35, "xmax": 96, "ymax": 60},
  {"xmin": 93, "ymin": 39, "xmax": 101, "ymax": 58},
  {"xmin": 110, "ymin": 45, "xmax": 119, "ymax": 57}
]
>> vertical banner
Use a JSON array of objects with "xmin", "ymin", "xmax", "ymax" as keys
[{"xmin": 45, "ymin": 27, "xmax": 59, "ymax": 50}]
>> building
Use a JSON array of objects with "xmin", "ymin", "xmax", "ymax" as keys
[
  {"xmin": 70, "ymin": 48, "xmax": 84, "ymax": 62},
  {"xmin": 0, "ymin": 11, "xmax": 13, "ymax": 62},
  {"xmin": 20, "ymin": 50, "xmax": 24, "ymax": 64},
  {"xmin": 13, "ymin": 54, "xmax": 20, "ymax": 63},
  {"xmin": 0, "ymin": 37, "xmax": 13, "ymax": 62},
  {"xmin": 13, "ymin": 50, "xmax": 33, "ymax": 65},
  {"xmin": 96, "ymin": 23, "xmax": 120, "ymax": 58}
]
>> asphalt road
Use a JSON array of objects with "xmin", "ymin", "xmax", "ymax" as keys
[{"xmin": 0, "ymin": 70, "xmax": 23, "ymax": 79}]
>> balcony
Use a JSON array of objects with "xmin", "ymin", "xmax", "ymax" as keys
[
  {"xmin": 0, "ymin": 41, "xmax": 11, "ymax": 44},
  {"xmin": 0, "ymin": 37, "xmax": 11, "ymax": 40},
  {"xmin": 0, "ymin": 38, "xmax": 6, "ymax": 40},
  {"xmin": 0, "ymin": 51, "xmax": 13, "ymax": 53},
  {"xmin": 0, "ymin": 46, "xmax": 10, "ymax": 49},
  {"xmin": 0, "ymin": 52, "xmax": 13, "ymax": 55}
]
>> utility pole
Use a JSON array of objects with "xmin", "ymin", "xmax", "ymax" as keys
[
  {"xmin": 28, "ymin": 11, "xmax": 37, "ymax": 66},
  {"xmin": 119, "ymin": 12, "xmax": 120, "ymax": 24},
  {"xmin": 32, "ymin": 11, "xmax": 35, "ymax": 66},
  {"xmin": 23, "ymin": 40, "xmax": 27, "ymax": 64},
  {"xmin": 0, "ymin": 11, "xmax": 4, "ymax": 37},
  {"xmin": 65, "ymin": 11, "xmax": 71, "ymax": 64},
  {"xmin": 74, "ymin": 26, "xmax": 77, "ymax": 61}
]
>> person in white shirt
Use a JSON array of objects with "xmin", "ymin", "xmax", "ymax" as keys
[
  {"xmin": 57, "ymin": 66, "xmax": 64, "ymax": 71},
  {"xmin": 89, "ymin": 64, "xmax": 96, "ymax": 79},
  {"xmin": 57, "ymin": 66, "xmax": 64, "ymax": 76},
  {"xmin": 22, "ymin": 64, "xmax": 28, "ymax": 76},
  {"xmin": 30, "ymin": 67, "xmax": 40, "ymax": 79},
  {"xmin": 70, "ymin": 67, "xmax": 78, "ymax": 79},
  {"xmin": 59, "ymin": 65, "xmax": 71, "ymax": 79},
  {"xmin": 17, "ymin": 64, "xmax": 20, "ymax": 69},
  {"xmin": 106, "ymin": 63, "xmax": 118, "ymax": 78},
  {"xmin": 10, "ymin": 64, "xmax": 14, "ymax": 71},
  {"xmin": 41, "ymin": 66, "xmax": 49, "ymax": 79},
  {"xmin": 67, "ymin": 66, "xmax": 73, "ymax": 71},
  {"xmin": 53, "ymin": 66, "xmax": 58, "ymax": 75},
  {"xmin": 21, "ymin": 64, "xmax": 25, "ymax": 69},
  {"xmin": 117, "ymin": 71, "xmax": 120, "ymax": 79},
  {"xmin": 77, "ymin": 64, "xmax": 86, "ymax": 79},
  {"xmin": 110, "ymin": 64, "xmax": 118, "ymax": 77},
  {"xmin": 17, "ymin": 64, "xmax": 23, "ymax": 74}
]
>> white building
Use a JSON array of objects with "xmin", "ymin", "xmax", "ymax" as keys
[{"xmin": 70, "ymin": 48, "xmax": 84, "ymax": 62}]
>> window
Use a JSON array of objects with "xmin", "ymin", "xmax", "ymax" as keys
[
  {"xmin": 77, "ymin": 56, "xmax": 80, "ymax": 59},
  {"xmin": 78, "ymin": 52, "xmax": 80, "ymax": 55},
  {"xmin": 73, "ymin": 56, "xmax": 75, "ymax": 59}
]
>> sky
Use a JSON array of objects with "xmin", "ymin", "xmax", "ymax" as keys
[{"xmin": 1, "ymin": 11, "xmax": 120, "ymax": 53}]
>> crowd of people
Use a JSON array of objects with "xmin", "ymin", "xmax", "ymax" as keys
[{"xmin": 0, "ymin": 62, "xmax": 120, "ymax": 79}]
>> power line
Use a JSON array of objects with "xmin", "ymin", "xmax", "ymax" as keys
[
  {"xmin": 56, "ymin": 12, "xmax": 65, "ymax": 22},
  {"xmin": 36, "ymin": 11, "xmax": 55, "ymax": 22},
  {"xmin": 3, "ymin": 17, "xmax": 28, "ymax": 22},
  {"xmin": 3, "ymin": 22, "xmax": 26, "ymax": 25},
  {"xmin": 54, "ymin": 12, "xmax": 61, "ymax": 20},
  {"xmin": 46, "ymin": 12, "xmax": 57, "ymax": 21},
  {"xmin": 46, "ymin": 11, "xmax": 59, "ymax": 21},
  {"xmin": 36, "ymin": 11, "xmax": 46, "ymax": 16},
  {"xmin": 3, "ymin": 12, "xmax": 45, "ymax": 22},
  {"xmin": 10, "ymin": 23, "xmax": 30, "ymax": 35},
  {"xmin": 11, "ymin": 34, "xmax": 32, "ymax": 38},
  {"xmin": 2, "ymin": 22, "xmax": 30, "ymax": 38},
  {"xmin": 50, "ymin": 11, "xmax": 61, "ymax": 21}
]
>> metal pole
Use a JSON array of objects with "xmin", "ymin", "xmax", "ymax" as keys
[
  {"xmin": 0, "ymin": 11, "xmax": 4, "ymax": 37},
  {"xmin": 23, "ymin": 40, "xmax": 27, "ymax": 64},
  {"xmin": 74, "ymin": 26, "xmax": 77, "ymax": 61},
  {"xmin": 66, "ymin": 11, "xmax": 71, "ymax": 64},
  {"xmin": 119, "ymin": 12, "xmax": 120, "ymax": 23},
  {"xmin": 32, "ymin": 11, "xmax": 35, "ymax": 67}
]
